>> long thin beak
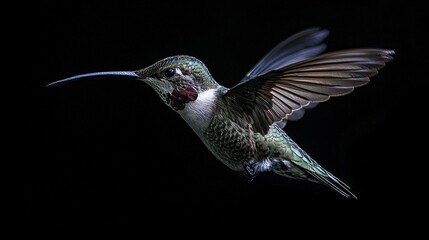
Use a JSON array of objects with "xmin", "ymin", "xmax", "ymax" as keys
[{"xmin": 46, "ymin": 71, "xmax": 140, "ymax": 87}]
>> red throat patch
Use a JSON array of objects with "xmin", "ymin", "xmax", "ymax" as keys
[{"xmin": 170, "ymin": 86, "xmax": 198, "ymax": 111}]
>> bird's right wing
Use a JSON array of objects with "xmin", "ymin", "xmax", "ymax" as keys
[
  {"xmin": 239, "ymin": 28, "xmax": 328, "ymax": 123},
  {"xmin": 240, "ymin": 28, "xmax": 329, "ymax": 84}
]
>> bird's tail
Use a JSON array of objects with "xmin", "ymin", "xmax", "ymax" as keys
[
  {"xmin": 269, "ymin": 125, "xmax": 357, "ymax": 198},
  {"xmin": 272, "ymin": 160, "xmax": 357, "ymax": 199}
]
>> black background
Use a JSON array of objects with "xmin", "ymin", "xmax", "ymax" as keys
[{"xmin": 23, "ymin": 1, "xmax": 424, "ymax": 238}]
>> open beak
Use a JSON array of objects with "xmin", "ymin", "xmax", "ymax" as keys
[{"xmin": 46, "ymin": 71, "xmax": 140, "ymax": 87}]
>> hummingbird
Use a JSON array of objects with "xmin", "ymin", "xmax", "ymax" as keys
[{"xmin": 47, "ymin": 28, "xmax": 394, "ymax": 198}]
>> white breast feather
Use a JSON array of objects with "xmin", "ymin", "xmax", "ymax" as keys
[{"xmin": 179, "ymin": 88, "xmax": 217, "ymax": 134}]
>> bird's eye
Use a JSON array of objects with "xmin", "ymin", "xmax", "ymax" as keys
[{"xmin": 163, "ymin": 68, "xmax": 176, "ymax": 78}]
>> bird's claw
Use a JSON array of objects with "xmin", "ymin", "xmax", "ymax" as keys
[{"xmin": 238, "ymin": 164, "xmax": 258, "ymax": 182}]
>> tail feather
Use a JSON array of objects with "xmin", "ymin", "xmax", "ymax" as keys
[
  {"xmin": 272, "ymin": 160, "xmax": 357, "ymax": 199},
  {"xmin": 306, "ymin": 169, "xmax": 357, "ymax": 199},
  {"xmin": 267, "ymin": 124, "xmax": 357, "ymax": 198}
]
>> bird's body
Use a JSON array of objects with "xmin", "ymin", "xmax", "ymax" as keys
[
  {"xmin": 48, "ymin": 28, "xmax": 394, "ymax": 198},
  {"xmin": 180, "ymin": 85, "xmax": 306, "ymax": 172},
  {"xmin": 177, "ymin": 74, "xmax": 354, "ymax": 197}
]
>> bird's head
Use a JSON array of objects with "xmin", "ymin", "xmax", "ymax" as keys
[
  {"xmin": 47, "ymin": 55, "xmax": 219, "ymax": 111},
  {"xmin": 136, "ymin": 55, "xmax": 218, "ymax": 111}
]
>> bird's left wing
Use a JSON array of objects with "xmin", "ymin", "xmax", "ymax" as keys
[{"xmin": 222, "ymin": 49, "xmax": 394, "ymax": 135}]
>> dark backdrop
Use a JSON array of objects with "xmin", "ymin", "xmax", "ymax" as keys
[{"xmin": 23, "ymin": 1, "xmax": 424, "ymax": 238}]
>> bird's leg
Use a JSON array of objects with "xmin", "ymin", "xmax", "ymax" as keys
[{"xmin": 238, "ymin": 163, "xmax": 258, "ymax": 182}]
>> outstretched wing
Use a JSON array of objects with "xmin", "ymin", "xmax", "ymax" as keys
[
  {"xmin": 241, "ymin": 28, "xmax": 329, "ymax": 83},
  {"xmin": 222, "ymin": 48, "xmax": 394, "ymax": 134}
]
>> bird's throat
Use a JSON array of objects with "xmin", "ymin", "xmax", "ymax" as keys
[
  {"xmin": 178, "ymin": 88, "xmax": 218, "ymax": 135},
  {"xmin": 169, "ymin": 86, "xmax": 198, "ymax": 111}
]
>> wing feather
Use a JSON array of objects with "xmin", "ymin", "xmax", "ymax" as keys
[
  {"xmin": 241, "ymin": 28, "xmax": 329, "ymax": 83},
  {"xmin": 222, "ymin": 48, "xmax": 394, "ymax": 134}
]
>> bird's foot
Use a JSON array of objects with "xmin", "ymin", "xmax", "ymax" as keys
[{"xmin": 238, "ymin": 164, "xmax": 258, "ymax": 182}]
